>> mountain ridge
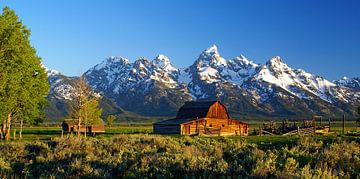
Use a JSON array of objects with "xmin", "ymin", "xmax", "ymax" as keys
[{"xmin": 44, "ymin": 44, "xmax": 360, "ymax": 121}]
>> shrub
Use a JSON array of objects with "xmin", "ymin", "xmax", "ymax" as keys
[{"xmin": 0, "ymin": 135, "xmax": 358, "ymax": 178}]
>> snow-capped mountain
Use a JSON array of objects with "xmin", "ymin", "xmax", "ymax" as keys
[
  {"xmin": 45, "ymin": 45, "xmax": 360, "ymax": 119},
  {"xmin": 84, "ymin": 55, "xmax": 192, "ymax": 116},
  {"xmin": 44, "ymin": 66, "xmax": 129, "ymax": 121},
  {"xmin": 45, "ymin": 66, "xmax": 76, "ymax": 101},
  {"xmin": 335, "ymin": 77, "xmax": 360, "ymax": 90}
]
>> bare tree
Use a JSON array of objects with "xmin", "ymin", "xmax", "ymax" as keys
[{"xmin": 70, "ymin": 75, "xmax": 102, "ymax": 139}]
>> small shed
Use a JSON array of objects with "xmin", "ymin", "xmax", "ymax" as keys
[
  {"xmin": 62, "ymin": 119, "xmax": 105, "ymax": 133},
  {"xmin": 153, "ymin": 101, "xmax": 249, "ymax": 136}
]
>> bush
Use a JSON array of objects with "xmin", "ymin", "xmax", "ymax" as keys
[{"xmin": 0, "ymin": 135, "xmax": 358, "ymax": 178}]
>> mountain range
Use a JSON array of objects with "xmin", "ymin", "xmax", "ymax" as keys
[{"xmin": 44, "ymin": 45, "xmax": 360, "ymax": 122}]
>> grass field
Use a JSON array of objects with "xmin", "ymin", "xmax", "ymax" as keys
[{"xmin": 4, "ymin": 120, "xmax": 359, "ymax": 144}]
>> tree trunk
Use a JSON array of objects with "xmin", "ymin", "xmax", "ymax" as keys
[
  {"xmin": 84, "ymin": 112, "xmax": 87, "ymax": 139},
  {"xmin": 19, "ymin": 120, "xmax": 23, "ymax": 139},
  {"xmin": 13, "ymin": 128, "xmax": 16, "ymax": 140},
  {"xmin": 1, "ymin": 119, "xmax": 6, "ymax": 140},
  {"xmin": 4, "ymin": 113, "xmax": 12, "ymax": 141},
  {"xmin": 77, "ymin": 118, "xmax": 81, "ymax": 139}
]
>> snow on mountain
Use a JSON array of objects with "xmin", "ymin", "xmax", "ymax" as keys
[
  {"xmin": 335, "ymin": 77, "xmax": 360, "ymax": 90},
  {"xmin": 152, "ymin": 54, "xmax": 177, "ymax": 72},
  {"xmin": 188, "ymin": 45, "xmax": 259, "ymax": 85},
  {"xmin": 85, "ymin": 54, "xmax": 184, "ymax": 97},
  {"xmin": 251, "ymin": 56, "xmax": 339, "ymax": 103},
  {"xmin": 201, "ymin": 44, "xmax": 228, "ymax": 66},
  {"xmin": 44, "ymin": 65, "xmax": 75, "ymax": 100},
  {"xmin": 224, "ymin": 55, "xmax": 258, "ymax": 85}
]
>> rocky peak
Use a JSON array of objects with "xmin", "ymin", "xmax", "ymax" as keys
[
  {"xmin": 92, "ymin": 56, "xmax": 130, "ymax": 71},
  {"xmin": 152, "ymin": 54, "xmax": 177, "ymax": 72},
  {"xmin": 133, "ymin": 57, "xmax": 151, "ymax": 70},
  {"xmin": 231, "ymin": 55, "xmax": 258, "ymax": 68},
  {"xmin": 195, "ymin": 44, "xmax": 227, "ymax": 68},
  {"xmin": 266, "ymin": 56, "xmax": 292, "ymax": 73},
  {"xmin": 335, "ymin": 77, "xmax": 360, "ymax": 90}
]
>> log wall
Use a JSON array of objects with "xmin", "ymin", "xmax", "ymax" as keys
[{"xmin": 180, "ymin": 118, "xmax": 249, "ymax": 136}]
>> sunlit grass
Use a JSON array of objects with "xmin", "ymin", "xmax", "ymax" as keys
[{"xmin": 4, "ymin": 120, "xmax": 358, "ymax": 142}]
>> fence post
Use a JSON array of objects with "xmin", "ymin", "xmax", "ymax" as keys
[{"xmin": 297, "ymin": 126, "xmax": 300, "ymax": 136}]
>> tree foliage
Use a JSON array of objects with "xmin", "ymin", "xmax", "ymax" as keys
[
  {"xmin": 106, "ymin": 115, "xmax": 116, "ymax": 127},
  {"xmin": 0, "ymin": 7, "xmax": 49, "ymax": 140}
]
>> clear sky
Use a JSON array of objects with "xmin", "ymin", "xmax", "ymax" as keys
[{"xmin": 0, "ymin": 0, "xmax": 359, "ymax": 80}]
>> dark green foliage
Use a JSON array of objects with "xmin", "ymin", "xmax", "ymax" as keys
[
  {"xmin": 0, "ymin": 136, "xmax": 359, "ymax": 178},
  {"xmin": 0, "ymin": 7, "xmax": 49, "ymax": 124}
]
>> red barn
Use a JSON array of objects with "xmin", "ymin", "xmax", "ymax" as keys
[{"xmin": 153, "ymin": 101, "xmax": 249, "ymax": 136}]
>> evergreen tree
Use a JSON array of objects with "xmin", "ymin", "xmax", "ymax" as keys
[
  {"xmin": 70, "ymin": 75, "xmax": 102, "ymax": 139},
  {"xmin": 0, "ymin": 7, "xmax": 49, "ymax": 140}
]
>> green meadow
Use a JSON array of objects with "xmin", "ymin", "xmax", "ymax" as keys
[{"xmin": 7, "ymin": 120, "xmax": 359, "ymax": 142}]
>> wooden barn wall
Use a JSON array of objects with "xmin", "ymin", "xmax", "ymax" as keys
[
  {"xmin": 181, "ymin": 118, "xmax": 249, "ymax": 136},
  {"xmin": 181, "ymin": 122, "xmax": 205, "ymax": 135},
  {"xmin": 63, "ymin": 124, "xmax": 105, "ymax": 133},
  {"xmin": 153, "ymin": 124, "xmax": 180, "ymax": 134},
  {"xmin": 206, "ymin": 102, "xmax": 229, "ymax": 119},
  {"xmin": 204, "ymin": 118, "xmax": 229, "ymax": 128},
  {"xmin": 91, "ymin": 125, "xmax": 105, "ymax": 132}
]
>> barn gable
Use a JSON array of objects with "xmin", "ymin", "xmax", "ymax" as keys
[{"xmin": 176, "ymin": 101, "xmax": 230, "ymax": 119}]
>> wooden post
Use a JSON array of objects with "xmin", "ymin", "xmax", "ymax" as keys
[
  {"xmin": 297, "ymin": 126, "xmax": 300, "ymax": 136},
  {"xmin": 342, "ymin": 115, "xmax": 345, "ymax": 134}
]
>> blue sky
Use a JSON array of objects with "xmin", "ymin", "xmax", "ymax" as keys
[{"xmin": 0, "ymin": 0, "xmax": 359, "ymax": 79}]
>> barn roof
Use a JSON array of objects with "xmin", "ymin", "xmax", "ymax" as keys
[
  {"xmin": 176, "ymin": 101, "xmax": 218, "ymax": 119},
  {"xmin": 153, "ymin": 118, "xmax": 193, "ymax": 125}
]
